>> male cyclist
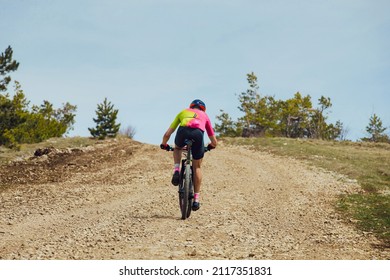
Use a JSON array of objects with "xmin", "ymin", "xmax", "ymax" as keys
[{"xmin": 160, "ymin": 99, "xmax": 217, "ymax": 211}]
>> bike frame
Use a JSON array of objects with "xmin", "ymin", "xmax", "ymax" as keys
[{"xmin": 167, "ymin": 140, "xmax": 209, "ymax": 220}]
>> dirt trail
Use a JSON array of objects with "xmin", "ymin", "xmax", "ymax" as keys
[{"xmin": 0, "ymin": 138, "xmax": 388, "ymax": 259}]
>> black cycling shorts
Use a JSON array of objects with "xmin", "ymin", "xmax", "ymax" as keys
[{"xmin": 174, "ymin": 126, "xmax": 205, "ymax": 160}]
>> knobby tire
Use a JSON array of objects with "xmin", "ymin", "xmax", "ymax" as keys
[
  {"xmin": 184, "ymin": 164, "xmax": 193, "ymax": 219},
  {"xmin": 179, "ymin": 162, "xmax": 193, "ymax": 220}
]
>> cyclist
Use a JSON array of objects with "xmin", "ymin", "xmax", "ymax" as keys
[{"xmin": 160, "ymin": 99, "xmax": 217, "ymax": 211}]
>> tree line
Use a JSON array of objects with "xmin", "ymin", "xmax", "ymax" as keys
[
  {"xmin": 215, "ymin": 72, "xmax": 389, "ymax": 143},
  {"xmin": 1, "ymin": 46, "xmax": 388, "ymax": 148},
  {"xmin": 0, "ymin": 46, "xmax": 123, "ymax": 149}
]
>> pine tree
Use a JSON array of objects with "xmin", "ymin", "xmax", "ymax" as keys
[
  {"xmin": 0, "ymin": 46, "xmax": 20, "ymax": 92},
  {"xmin": 88, "ymin": 98, "xmax": 121, "ymax": 139},
  {"xmin": 1, "ymin": 81, "xmax": 77, "ymax": 148},
  {"xmin": 215, "ymin": 109, "xmax": 242, "ymax": 137},
  {"xmin": 365, "ymin": 114, "xmax": 387, "ymax": 142}
]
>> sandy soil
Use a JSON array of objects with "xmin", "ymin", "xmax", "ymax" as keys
[{"xmin": 0, "ymin": 138, "xmax": 388, "ymax": 260}]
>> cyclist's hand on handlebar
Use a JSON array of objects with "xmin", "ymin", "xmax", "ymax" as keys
[
  {"xmin": 160, "ymin": 143, "xmax": 168, "ymax": 150},
  {"xmin": 207, "ymin": 143, "xmax": 216, "ymax": 151},
  {"xmin": 160, "ymin": 143, "xmax": 172, "ymax": 151}
]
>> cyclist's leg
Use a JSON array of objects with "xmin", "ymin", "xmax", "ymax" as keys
[
  {"xmin": 192, "ymin": 158, "xmax": 202, "ymax": 195},
  {"xmin": 174, "ymin": 126, "xmax": 187, "ymax": 149},
  {"xmin": 174, "ymin": 127, "xmax": 187, "ymax": 164},
  {"xmin": 192, "ymin": 158, "xmax": 202, "ymax": 211},
  {"xmin": 173, "ymin": 147, "xmax": 181, "ymax": 166},
  {"xmin": 172, "ymin": 127, "xmax": 187, "ymax": 186}
]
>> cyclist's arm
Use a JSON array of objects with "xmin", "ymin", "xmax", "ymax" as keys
[
  {"xmin": 162, "ymin": 111, "xmax": 182, "ymax": 145},
  {"xmin": 162, "ymin": 127, "xmax": 176, "ymax": 145},
  {"xmin": 205, "ymin": 116, "xmax": 217, "ymax": 148},
  {"xmin": 208, "ymin": 134, "xmax": 218, "ymax": 148}
]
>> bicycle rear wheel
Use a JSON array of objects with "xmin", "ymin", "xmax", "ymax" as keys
[
  {"xmin": 178, "ymin": 161, "xmax": 187, "ymax": 219},
  {"xmin": 178, "ymin": 163, "xmax": 192, "ymax": 220},
  {"xmin": 185, "ymin": 165, "xmax": 193, "ymax": 219}
]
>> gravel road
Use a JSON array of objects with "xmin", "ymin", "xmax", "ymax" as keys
[{"xmin": 0, "ymin": 138, "xmax": 388, "ymax": 259}]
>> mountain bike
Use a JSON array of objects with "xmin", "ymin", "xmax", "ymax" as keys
[{"xmin": 167, "ymin": 140, "xmax": 209, "ymax": 220}]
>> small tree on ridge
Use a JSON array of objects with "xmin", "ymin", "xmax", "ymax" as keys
[
  {"xmin": 88, "ymin": 98, "xmax": 120, "ymax": 139},
  {"xmin": 364, "ymin": 114, "xmax": 388, "ymax": 143}
]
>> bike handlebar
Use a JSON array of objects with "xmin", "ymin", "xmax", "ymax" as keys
[{"xmin": 161, "ymin": 144, "xmax": 212, "ymax": 153}]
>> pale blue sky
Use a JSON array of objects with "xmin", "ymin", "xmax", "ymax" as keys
[{"xmin": 2, "ymin": 0, "xmax": 389, "ymax": 144}]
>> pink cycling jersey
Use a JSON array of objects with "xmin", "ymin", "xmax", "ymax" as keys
[{"xmin": 169, "ymin": 108, "xmax": 215, "ymax": 136}]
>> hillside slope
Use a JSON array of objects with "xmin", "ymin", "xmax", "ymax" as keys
[{"xmin": 0, "ymin": 138, "xmax": 388, "ymax": 259}]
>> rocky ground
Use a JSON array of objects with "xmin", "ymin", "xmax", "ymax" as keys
[{"xmin": 0, "ymin": 138, "xmax": 388, "ymax": 259}]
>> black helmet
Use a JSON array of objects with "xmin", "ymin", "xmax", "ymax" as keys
[{"xmin": 189, "ymin": 99, "xmax": 206, "ymax": 112}]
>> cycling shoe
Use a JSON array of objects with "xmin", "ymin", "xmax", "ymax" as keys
[
  {"xmin": 192, "ymin": 201, "xmax": 200, "ymax": 211},
  {"xmin": 171, "ymin": 171, "xmax": 180, "ymax": 186}
]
